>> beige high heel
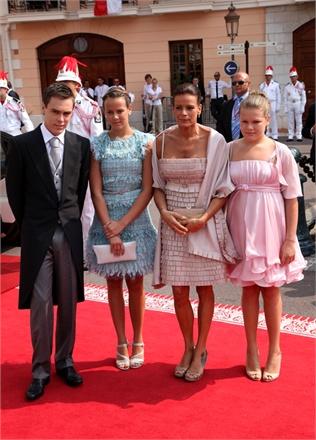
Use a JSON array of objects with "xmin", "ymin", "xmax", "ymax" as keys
[
  {"xmin": 245, "ymin": 367, "xmax": 262, "ymax": 381},
  {"xmin": 246, "ymin": 351, "xmax": 261, "ymax": 381},
  {"xmin": 184, "ymin": 351, "xmax": 208, "ymax": 382},
  {"xmin": 174, "ymin": 347, "xmax": 194, "ymax": 378},
  {"xmin": 262, "ymin": 353, "xmax": 282, "ymax": 382},
  {"xmin": 116, "ymin": 343, "xmax": 130, "ymax": 371},
  {"xmin": 130, "ymin": 342, "xmax": 144, "ymax": 369}
]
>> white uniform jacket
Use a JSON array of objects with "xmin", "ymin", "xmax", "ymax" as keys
[
  {"xmin": 68, "ymin": 94, "xmax": 103, "ymax": 139},
  {"xmin": 0, "ymin": 95, "xmax": 34, "ymax": 136},
  {"xmin": 284, "ymin": 81, "xmax": 306, "ymax": 114},
  {"xmin": 259, "ymin": 80, "xmax": 281, "ymax": 112}
]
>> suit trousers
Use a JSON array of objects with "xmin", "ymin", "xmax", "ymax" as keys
[
  {"xmin": 152, "ymin": 104, "xmax": 163, "ymax": 134},
  {"xmin": 144, "ymin": 103, "xmax": 153, "ymax": 132},
  {"xmin": 210, "ymin": 98, "xmax": 224, "ymax": 121},
  {"xmin": 30, "ymin": 226, "xmax": 78, "ymax": 379}
]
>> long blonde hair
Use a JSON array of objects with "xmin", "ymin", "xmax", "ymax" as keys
[{"xmin": 240, "ymin": 91, "xmax": 270, "ymax": 118}]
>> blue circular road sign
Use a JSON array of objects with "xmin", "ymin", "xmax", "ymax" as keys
[{"xmin": 224, "ymin": 61, "xmax": 239, "ymax": 76}]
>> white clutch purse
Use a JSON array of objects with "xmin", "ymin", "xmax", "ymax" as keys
[
  {"xmin": 174, "ymin": 208, "xmax": 205, "ymax": 219},
  {"xmin": 93, "ymin": 241, "xmax": 137, "ymax": 264}
]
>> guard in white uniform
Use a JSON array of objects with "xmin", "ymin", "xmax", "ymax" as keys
[
  {"xmin": 55, "ymin": 56, "xmax": 103, "ymax": 259},
  {"xmin": 284, "ymin": 66, "xmax": 306, "ymax": 141},
  {"xmin": 259, "ymin": 66, "xmax": 281, "ymax": 140},
  {"xmin": 0, "ymin": 71, "xmax": 34, "ymax": 136}
]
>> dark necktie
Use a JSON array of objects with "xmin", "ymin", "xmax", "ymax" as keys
[{"xmin": 216, "ymin": 81, "xmax": 219, "ymax": 99}]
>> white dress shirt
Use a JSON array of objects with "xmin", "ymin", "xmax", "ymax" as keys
[
  {"xmin": 41, "ymin": 123, "xmax": 65, "ymax": 169},
  {"xmin": 94, "ymin": 84, "xmax": 109, "ymax": 107},
  {"xmin": 146, "ymin": 85, "xmax": 162, "ymax": 106},
  {"xmin": 207, "ymin": 79, "xmax": 231, "ymax": 99}
]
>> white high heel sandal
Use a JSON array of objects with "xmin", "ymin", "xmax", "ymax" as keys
[
  {"xmin": 116, "ymin": 343, "xmax": 130, "ymax": 371},
  {"xmin": 130, "ymin": 342, "xmax": 144, "ymax": 369}
]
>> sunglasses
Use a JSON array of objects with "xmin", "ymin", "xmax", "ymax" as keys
[{"xmin": 232, "ymin": 80, "xmax": 247, "ymax": 86}]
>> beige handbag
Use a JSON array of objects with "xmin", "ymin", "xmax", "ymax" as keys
[{"xmin": 174, "ymin": 208, "xmax": 205, "ymax": 219}]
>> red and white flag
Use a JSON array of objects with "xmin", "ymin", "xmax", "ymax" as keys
[{"xmin": 94, "ymin": 0, "xmax": 122, "ymax": 16}]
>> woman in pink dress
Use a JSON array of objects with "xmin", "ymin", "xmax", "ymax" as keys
[{"xmin": 227, "ymin": 91, "xmax": 306, "ymax": 382}]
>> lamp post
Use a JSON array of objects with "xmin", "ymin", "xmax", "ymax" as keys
[{"xmin": 224, "ymin": 2, "xmax": 240, "ymax": 61}]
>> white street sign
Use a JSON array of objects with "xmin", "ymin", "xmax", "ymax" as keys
[
  {"xmin": 249, "ymin": 41, "xmax": 277, "ymax": 48},
  {"xmin": 217, "ymin": 43, "xmax": 244, "ymax": 50},
  {"xmin": 217, "ymin": 49, "xmax": 244, "ymax": 56}
]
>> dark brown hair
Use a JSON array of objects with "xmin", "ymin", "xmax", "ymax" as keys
[
  {"xmin": 43, "ymin": 82, "xmax": 75, "ymax": 106},
  {"xmin": 174, "ymin": 82, "xmax": 201, "ymax": 104},
  {"xmin": 103, "ymin": 86, "xmax": 131, "ymax": 107}
]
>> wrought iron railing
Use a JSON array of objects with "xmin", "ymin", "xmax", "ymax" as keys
[
  {"xmin": 8, "ymin": 1, "xmax": 66, "ymax": 13},
  {"xmin": 7, "ymin": 0, "xmax": 140, "ymax": 14}
]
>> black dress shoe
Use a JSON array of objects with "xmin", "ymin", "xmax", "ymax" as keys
[
  {"xmin": 287, "ymin": 138, "xmax": 293, "ymax": 142},
  {"xmin": 296, "ymin": 138, "xmax": 303, "ymax": 142},
  {"xmin": 25, "ymin": 377, "xmax": 50, "ymax": 401},
  {"xmin": 56, "ymin": 366, "xmax": 83, "ymax": 387}
]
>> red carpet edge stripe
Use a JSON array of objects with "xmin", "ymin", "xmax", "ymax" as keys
[{"xmin": 84, "ymin": 283, "xmax": 316, "ymax": 339}]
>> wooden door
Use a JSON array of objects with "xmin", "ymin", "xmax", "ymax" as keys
[
  {"xmin": 293, "ymin": 18, "xmax": 315, "ymax": 117},
  {"xmin": 37, "ymin": 33, "xmax": 125, "ymax": 92},
  {"xmin": 169, "ymin": 40, "xmax": 204, "ymax": 96}
]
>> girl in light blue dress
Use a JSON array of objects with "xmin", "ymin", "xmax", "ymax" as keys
[{"xmin": 86, "ymin": 87, "xmax": 156, "ymax": 371}]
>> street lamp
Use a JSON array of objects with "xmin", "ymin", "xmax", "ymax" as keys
[{"xmin": 224, "ymin": 2, "xmax": 240, "ymax": 60}]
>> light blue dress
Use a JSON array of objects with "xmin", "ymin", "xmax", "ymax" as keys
[{"xmin": 86, "ymin": 130, "xmax": 157, "ymax": 278}]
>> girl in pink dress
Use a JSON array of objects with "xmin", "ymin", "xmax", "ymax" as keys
[{"xmin": 227, "ymin": 91, "xmax": 306, "ymax": 382}]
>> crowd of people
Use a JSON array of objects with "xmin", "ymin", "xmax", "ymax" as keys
[{"xmin": 1, "ymin": 56, "xmax": 312, "ymax": 401}]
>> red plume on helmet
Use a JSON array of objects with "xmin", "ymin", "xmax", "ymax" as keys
[
  {"xmin": 0, "ymin": 71, "xmax": 9, "ymax": 89},
  {"xmin": 55, "ymin": 56, "xmax": 87, "ymax": 86},
  {"xmin": 289, "ymin": 66, "xmax": 298, "ymax": 77}
]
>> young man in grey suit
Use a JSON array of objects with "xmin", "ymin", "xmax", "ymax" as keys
[{"xmin": 6, "ymin": 83, "xmax": 90, "ymax": 401}]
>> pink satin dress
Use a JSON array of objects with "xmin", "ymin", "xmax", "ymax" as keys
[{"xmin": 227, "ymin": 146, "xmax": 306, "ymax": 287}]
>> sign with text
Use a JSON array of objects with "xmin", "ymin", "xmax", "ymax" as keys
[
  {"xmin": 217, "ymin": 49, "xmax": 244, "ymax": 56},
  {"xmin": 217, "ymin": 43, "xmax": 244, "ymax": 50},
  {"xmin": 249, "ymin": 41, "xmax": 277, "ymax": 48}
]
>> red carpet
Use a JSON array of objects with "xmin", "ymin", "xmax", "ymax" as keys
[
  {"xmin": 0, "ymin": 255, "xmax": 20, "ymax": 294},
  {"xmin": 1, "ymin": 285, "xmax": 315, "ymax": 439}
]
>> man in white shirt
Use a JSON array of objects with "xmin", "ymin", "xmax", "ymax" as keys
[
  {"xmin": 142, "ymin": 73, "xmax": 153, "ymax": 132},
  {"xmin": 94, "ymin": 77, "xmax": 109, "ymax": 108},
  {"xmin": 259, "ymin": 66, "xmax": 281, "ymax": 140},
  {"xmin": 207, "ymin": 72, "xmax": 231, "ymax": 121},
  {"xmin": 284, "ymin": 67, "xmax": 306, "ymax": 142},
  {"xmin": 146, "ymin": 77, "xmax": 163, "ymax": 134}
]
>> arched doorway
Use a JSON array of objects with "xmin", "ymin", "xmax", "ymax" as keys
[
  {"xmin": 37, "ymin": 33, "xmax": 125, "ymax": 92},
  {"xmin": 293, "ymin": 18, "xmax": 315, "ymax": 115}
]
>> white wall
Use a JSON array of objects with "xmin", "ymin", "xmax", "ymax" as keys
[{"xmin": 265, "ymin": 4, "xmax": 315, "ymax": 131}]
